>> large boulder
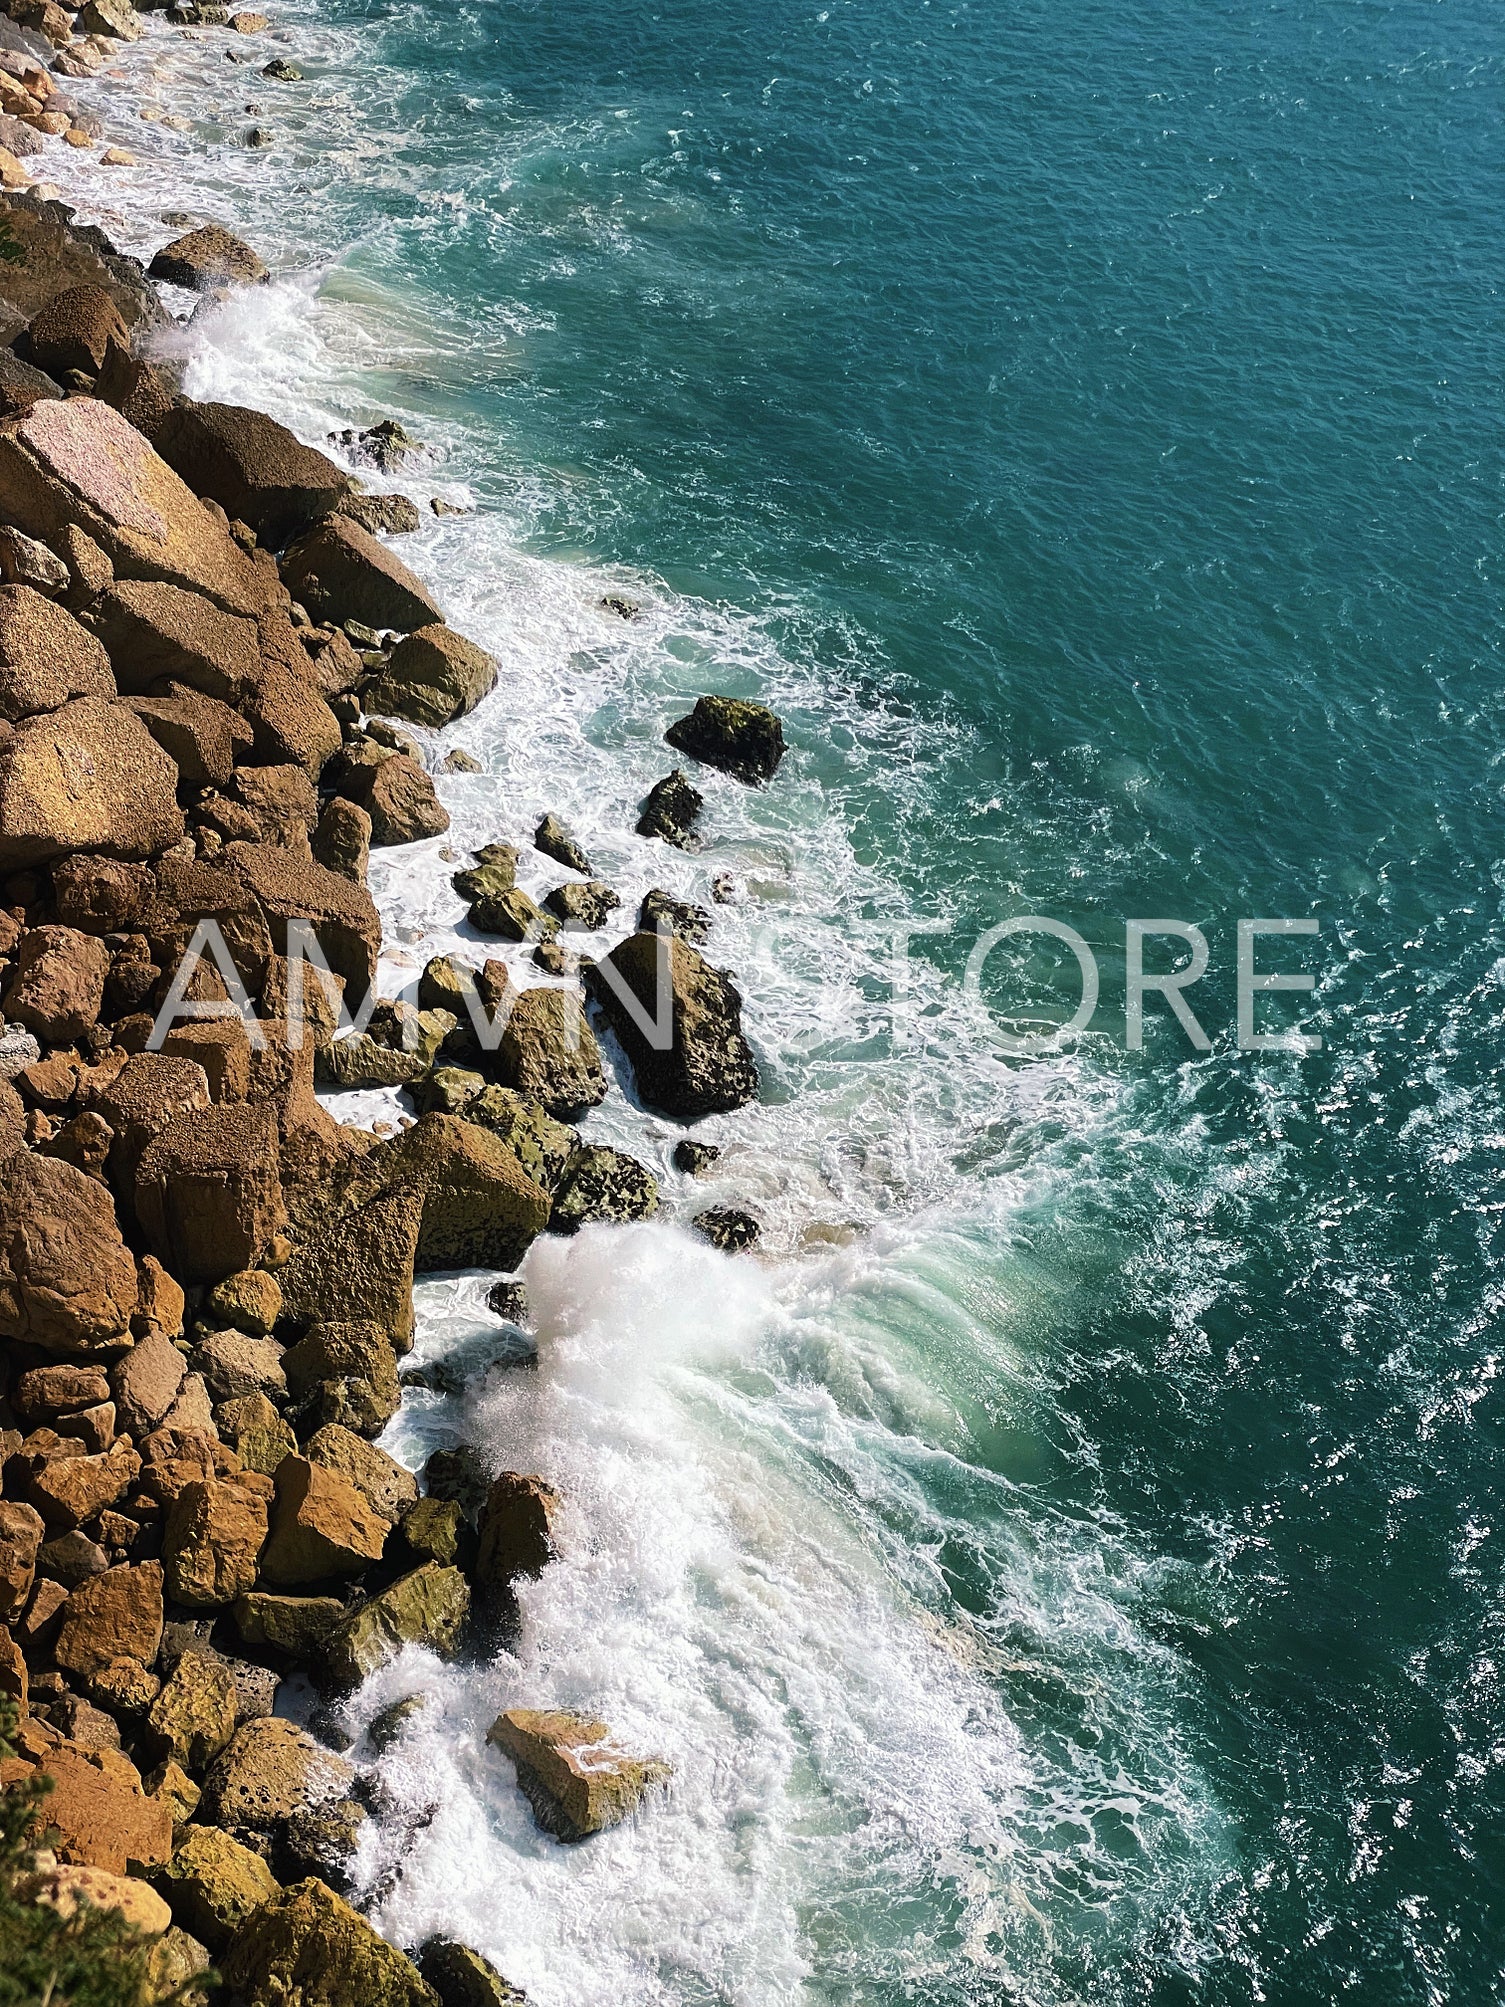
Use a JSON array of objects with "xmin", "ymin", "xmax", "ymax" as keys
[
  {"xmin": 493, "ymin": 986, "xmax": 604, "ymax": 1119},
  {"xmin": 89, "ymin": 1051, "xmax": 212, "ymax": 1201},
  {"xmin": 238, "ymin": 657, "xmax": 343, "ymax": 779},
  {"xmin": 0, "ymin": 582, "xmax": 113, "ymax": 720},
  {"xmin": 134, "ymin": 1103, "xmax": 285, "ymax": 1284},
  {"xmin": 0, "ymin": 1153, "xmax": 138, "ymax": 1354},
  {"xmin": 283, "ymin": 1320, "xmax": 398, "ymax": 1439},
  {"xmin": 665, "ymin": 693, "xmax": 786, "ymax": 783},
  {"xmin": 362, "ymin": 623, "xmax": 497, "ymax": 728},
  {"xmin": 52, "ymin": 854, "xmax": 155, "ymax": 935},
  {"xmin": 127, "ymin": 687, "xmax": 250, "ymax": 789},
  {"xmin": 418, "ymin": 1940, "xmax": 525, "ymax": 2007},
  {"xmin": 486, "ymin": 1708, "xmax": 671, "ymax": 1841},
  {"xmin": 303, "ymin": 1425, "xmax": 416, "ymax": 1525},
  {"xmin": 635, "ymin": 768, "xmax": 702, "ymax": 847},
  {"xmin": 0, "ymin": 193, "xmax": 162, "ymax": 332},
  {"xmin": 280, "ymin": 514, "xmax": 441, "ymax": 633},
  {"xmin": 90, "ymin": 578, "xmax": 261, "ymax": 700},
  {"xmin": 586, "ymin": 931, "xmax": 758, "ymax": 1117},
  {"xmin": 333, "ymin": 750, "xmax": 448, "ymax": 846},
  {"xmin": 258, "ymin": 1456, "xmax": 386, "ymax": 1586},
  {"xmin": 157, "ymin": 1822, "xmax": 278, "ymax": 1951},
  {"xmin": 110, "ymin": 1326, "xmax": 186, "ymax": 1440},
  {"xmin": 0, "ymin": 694, "xmax": 185, "ymax": 870},
  {"xmin": 148, "ymin": 224, "xmax": 268, "ymax": 292},
  {"xmin": 53, "ymin": 1559, "xmax": 163, "ymax": 1678},
  {"xmin": 163, "ymin": 1476, "xmax": 269, "ymax": 1607},
  {"xmin": 232, "ymin": 1591, "xmax": 343, "ymax": 1660},
  {"xmin": 23, "ymin": 1861, "xmax": 172, "ymax": 1938},
  {"xmin": 155, "ymin": 399, "xmax": 352, "ymax": 548},
  {"xmin": 277, "ymin": 1188, "xmax": 422, "ymax": 1349},
  {"xmin": 15, "ymin": 283, "xmax": 128, "ymax": 382},
  {"xmin": 0, "ymin": 348, "xmax": 61, "ymax": 421},
  {"xmin": 3, "ymin": 923, "xmax": 109, "ymax": 1042},
  {"xmin": 145, "ymin": 1648, "xmax": 239, "ymax": 1771},
  {"xmin": 224, "ymin": 841, "xmax": 381, "ymax": 1001},
  {"xmin": 200, "ymin": 1717, "xmax": 352, "ymax": 1836},
  {"xmin": 25, "ymin": 1438, "xmax": 141, "ymax": 1532},
  {"xmin": 0, "ymin": 398, "xmax": 270, "ymax": 616},
  {"xmin": 320, "ymin": 1563, "xmax": 469, "ymax": 1692},
  {"xmin": 147, "ymin": 850, "xmax": 275, "ymax": 994},
  {"xmin": 460, "ymin": 1085, "xmax": 579, "ymax": 1196},
  {"xmin": 222, "ymin": 1878, "xmax": 438, "ymax": 2007},
  {"xmin": 9, "ymin": 1735, "xmax": 172, "ymax": 1874}
]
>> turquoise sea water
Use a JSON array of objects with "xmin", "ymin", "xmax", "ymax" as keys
[{"xmin": 46, "ymin": 0, "xmax": 1505, "ymax": 1999}]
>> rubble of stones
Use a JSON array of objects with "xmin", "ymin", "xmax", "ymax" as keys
[{"xmin": 0, "ymin": 31, "xmax": 790, "ymax": 2000}]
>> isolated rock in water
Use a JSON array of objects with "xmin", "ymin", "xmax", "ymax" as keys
[
  {"xmin": 148, "ymin": 223, "xmax": 269, "ymax": 291},
  {"xmin": 363, "ymin": 622, "xmax": 498, "ymax": 727},
  {"xmin": 201, "ymin": 1716, "xmax": 353, "ymax": 1835},
  {"xmin": 419, "ymin": 1938, "xmax": 527, "ymax": 2007},
  {"xmin": 277, "ymin": 1187, "xmax": 423, "ymax": 1349},
  {"xmin": 155, "ymin": 399, "xmax": 352, "ymax": 547},
  {"xmin": 320, "ymin": 1562, "xmax": 470, "ymax": 1691},
  {"xmin": 0, "ymin": 582, "xmax": 113, "ymax": 721},
  {"xmin": 0, "ymin": 1153, "xmax": 138, "ymax": 1354},
  {"xmin": 543, "ymin": 879, "xmax": 619, "ymax": 931},
  {"xmin": 157, "ymin": 1822, "xmax": 278, "ymax": 1952},
  {"xmin": 0, "ymin": 695, "xmax": 185, "ymax": 871},
  {"xmin": 280, "ymin": 513, "xmax": 441, "ymax": 633},
  {"xmin": 693, "ymin": 1206, "xmax": 761, "ymax": 1253},
  {"xmin": 587, "ymin": 931, "xmax": 758, "ymax": 1118},
  {"xmin": 15, "ymin": 284, "xmax": 128, "ymax": 383},
  {"xmin": 223, "ymin": 1878, "xmax": 438, "ymax": 2007},
  {"xmin": 635, "ymin": 768, "xmax": 702, "ymax": 847},
  {"xmin": 549, "ymin": 1144, "xmax": 659, "ymax": 1233},
  {"xmin": 337, "ymin": 492, "xmax": 420, "ymax": 536},
  {"xmin": 0, "ymin": 398, "xmax": 269, "ymax": 616},
  {"xmin": 673, "ymin": 1138, "xmax": 721, "ymax": 1176},
  {"xmin": 532, "ymin": 811, "xmax": 590, "ymax": 874},
  {"xmin": 486, "ymin": 1708, "xmax": 671, "ymax": 1841},
  {"xmin": 335, "ymin": 417, "xmax": 420, "ymax": 472}
]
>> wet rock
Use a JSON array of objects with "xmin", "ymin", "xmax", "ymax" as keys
[
  {"xmin": 542, "ymin": 879, "xmax": 619, "ymax": 931},
  {"xmin": 336, "ymin": 491, "xmax": 419, "ymax": 536},
  {"xmin": 0, "ymin": 695, "xmax": 185, "ymax": 871},
  {"xmin": 635, "ymin": 768, "xmax": 702, "ymax": 848},
  {"xmin": 157, "ymin": 1821, "xmax": 279, "ymax": 1951},
  {"xmin": 156, "ymin": 399, "xmax": 352, "ymax": 547},
  {"xmin": 422, "ymin": 1444, "xmax": 487, "ymax": 1524},
  {"xmin": 586, "ymin": 931, "xmax": 758, "ymax": 1118},
  {"xmin": 275, "ymin": 1794, "xmax": 367, "ymax": 1892},
  {"xmin": 368, "ymin": 1692, "xmax": 427, "ymax": 1752},
  {"xmin": 462, "ymin": 1085, "xmax": 578, "ymax": 1195},
  {"xmin": 4, "ymin": 923, "xmax": 108, "ymax": 1042},
  {"xmin": 0, "ymin": 397, "xmax": 269, "ymax": 617},
  {"xmin": 0, "ymin": 1152, "xmax": 138, "ymax": 1354},
  {"xmin": 549, "ymin": 1143, "xmax": 659, "ymax": 1233},
  {"xmin": 0, "ymin": 582, "xmax": 113, "ymax": 721},
  {"xmin": 78, "ymin": 0, "xmax": 141, "ymax": 40},
  {"xmin": 259, "ymin": 1454, "xmax": 387, "ymax": 1586},
  {"xmin": 233, "ymin": 1590, "xmax": 344, "ymax": 1659},
  {"xmin": 277, "ymin": 1186, "xmax": 422, "ymax": 1349},
  {"xmin": 486, "ymin": 1278, "xmax": 530, "ymax": 1325},
  {"xmin": 262, "ymin": 56, "xmax": 302, "ymax": 80},
  {"xmin": 320, "ymin": 1562, "xmax": 469, "ymax": 1691},
  {"xmin": 530, "ymin": 813, "xmax": 588, "ymax": 874},
  {"xmin": 338, "ymin": 749, "xmax": 449, "ymax": 846},
  {"xmin": 474, "ymin": 1473, "xmax": 558, "ymax": 1608},
  {"xmin": 363, "ymin": 622, "xmax": 497, "ymax": 728},
  {"xmin": 419, "ymin": 1939, "xmax": 526, "ymax": 2007},
  {"xmin": 52, "ymin": 1557, "xmax": 162, "ymax": 1678},
  {"xmin": 148, "ymin": 222, "xmax": 268, "ymax": 291},
  {"xmin": 281, "ymin": 514, "xmax": 441, "ymax": 634},
  {"xmin": 304, "ymin": 1424, "xmax": 417, "ymax": 1525},
  {"xmin": 146, "ymin": 1646, "xmax": 239, "ymax": 1769},
  {"xmin": 162, "ymin": 1475, "xmax": 269, "ymax": 1607},
  {"xmin": 135, "ymin": 1104, "xmax": 286, "ymax": 1285},
  {"xmin": 283, "ymin": 1320, "xmax": 399, "ymax": 1439},
  {"xmin": 470, "ymin": 885, "xmax": 556, "ymax": 945},
  {"xmin": 441, "ymin": 746, "xmax": 481, "ymax": 774},
  {"xmin": 334, "ymin": 418, "xmax": 420, "ymax": 473},
  {"xmin": 397, "ymin": 1495, "xmax": 464, "ymax": 1569},
  {"xmin": 672, "ymin": 1138, "xmax": 721, "ymax": 1176},
  {"xmin": 222, "ymin": 1877, "xmax": 438, "ymax": 2007},
  {"xmin": 693, "ymin": 1206, "xmax": 761, "ymax": 1252},
  {"xmin": 201, "ymin": 1715, "xmax": 353, "ymax": 1836},
  {"xmin": 486, "ymin": 1708, "xmax": 671, "ymax": 1841},
  {"xmin": 15, "ymin": 283, "xmax": 128, "ymax": 382}
]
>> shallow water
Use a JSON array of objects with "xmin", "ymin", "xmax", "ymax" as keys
[{"xmin": 37, "ymin": 0, "xmax": 1505, "ymax": 1998}]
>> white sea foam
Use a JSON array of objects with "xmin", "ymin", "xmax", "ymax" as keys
[{"xmin": 31, "ymin": 29, "xmax": 1238, "ymax": 2000}]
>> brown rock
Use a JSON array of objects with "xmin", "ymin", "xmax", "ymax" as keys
[
  {"xmin": 206, "ymin": 1267, "xmax": 283, "ymax": 1335},
  {"xmin": 0, "ymin": 1153, "xmax": 138, "ymax": 1355},
  {"xmin": 340, "ymin": 750, "xmax": 449, "ymax": 846},
  {"xmin": 0, "ymin": 582, "xmax": 114, "ymax": 721},
  {"xmin": 281, "ymin": 513, "xmax": 441, "ymax": 633},
  {"xmin": 53, "ymin": 1558, "xmax": 163, "ymax": 1677},
  {"xmin": 586, "ymin": 930, "xmax": 758, "ymax": 1118},
  {"xmin": 0, "ymin": 525, "xmax": 71, "ymax": 597},
  {"xmin": 148, "ymin": 224, "xmax": 268, "ymax": 293},
  {"xmin": 51, "ymin": 854, "xmax": 154, "ymax": 935},
  {"xmin": 0, "ymin": 398, "xmax": 270, "ymax": 617},
  {"xmin": 163, "ymin": 1477, "xmax": 268, "ymax": 1607},
  {"xmin": 135, "ymin": 1103, "xmax": 285, "ymax": 1283},
  {"xmin": 3, "ymin": 923, "xmax": 108, "ymax": 1042},
  {"xmin": 92, "ymin": 346, "xmax": 176, "ymax": 444},
  {"xmin": 90, "ymin": 1051, "xmax": 212, "ymax": 1200},
  {"xmin": 311, "ymin": 795, "xmax": 370, "ymax": 882},
  {"xmin": 0, "ymin": 350, "xmax": 61, "ymax": 422},
  {"xmin": 0, "ymin": 190, "xmax": 161, "ymax": 332},
  {"xmin": 303, "ymin": 1424, "xmax": 417, "ymax": 1526},
  {"xmin": 54, "ymin": 522, "xmax": 113, "ymax": 605},
  {"xmin": 224, "ymin": 841, "xmax": 380, "ymax": 1002},
  {"xmin": 15, "ymin": 284, "xmax": 129, "ymax": 382},
  {"xmin": 26, "ymin": 1438, "xmax": 140, "ymax": 1531},
  {"xmin": 320, "ymin": 1563, "xmax": 468, "ymax": 1692},
  {"xmin": 189, "ymin": 1327, "xmax": 286, "ymax": 1404},
  {"xmin": 110, "ymin": 1328, "xmax": 186, "ymax": 1440},
  {"xmin": 132, "ymin": 1253, "xmax": 185, "ymax": 1341},
  {"xmin": 0, "ymin": 694, "xmax": 185, "ymax": 872},
  {"xmin": 91, "ymin": 577, "xmax": 262, "ymax": 701},
  {"xmin": 159, "ymin": 1017, "xmax": 253, "ymax": 1103},
  {"xmin": 0, "ymin": 1497, "xmax": 43, "ymax": 1622},
  {"xmin": 494, "ymin": 986, "xmax": 604, "ymax": 1119},
  {"xmin": 277, "ymin": 1188, "xmax": 421, "ymax": 1349},
  {"xmin": 238, "ymin": 658, "xmax": 342, "ymax": 779},
  {"xmin": 24, "ymin": 1860, "xmax": 172, "ymax": 1935},
  {"xmin": 218, "ymin": 1391, "xmax": 296, "ymax": 1478},
  {"xmin": 474, "ymin": 1474, "xmax": 559, "ymax": 1606},
  {"xmin": 12, "ymin": 1363, "xmax": 111, "ymax": 1424},
  {"xmin": 363, "ymin": 623, "xmax": 497, "ymax": 729},
  {"xmin": 232, "ymin": 1590, "xmax": 343, "ymax": 1659},
  {"xmin": 259, "ymin": 1455, "xmax": 386, "ymax": 1585},
  {"xmin": 157, "ymin": 1822, "xmax": 278, "ymax": 1951},
  {"xmin": 147, "ymin": 850, "xmax": 273, "ymax": 995},
  {"xmin": 486, "ymin": 1708, "xmax": 672, "ymax": 1840},
  {"xmin": 222, "ymin": 1878, "xmax": 437, "ymax": 2007},
  {"xmin": 146, "ymin": 1647, "xmax": 239, "ymax": 1771},
  {"xmin": 199, "ymin": 1715, "xmax": 352, "ymax": 1833},
  {"xmin": 13, "ymin": 1740, "xmax": 172, "ymax": 1873},
  {"xmin": 126, "ymin": 687, "xmax": 250, "ymax": 788},
  {"xmin": 282, "ymin": 1321, "xmax": 398, "ymax": 1439},
  {"xmin": 156, "ymin": 399, "xmax": 352, "ymax": 547},
  {"xmin": 16, "ymin": 1573, "xmax": 68, "ymax": 1652}
]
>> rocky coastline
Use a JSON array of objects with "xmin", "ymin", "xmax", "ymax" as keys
[{"xmin": 0, "ymin": 4, "xmax": 786, "ymax": 1999}]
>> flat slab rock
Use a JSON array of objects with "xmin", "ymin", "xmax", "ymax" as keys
[{"xmin": 486, "ymin": 1707, "xmax": 671, "ymax": 1840}]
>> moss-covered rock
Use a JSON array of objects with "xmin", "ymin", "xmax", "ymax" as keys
[
  {"xmin": 233, "ymin": 1591, "xmax": 346, "ymax": 1662},
  {"xmin": 222, "ymin": 1877, "xmax": 438, "ymax": 2007},
  {"xmin": 664, "ymin": 693, "xmax": 786, "ymax": 784},
  {"xmin": 418, "ymin": 1937, "xmax": 526, "ymax": 2007},
  {"xmin": 156, "ymin": 1821, "xmax": 279, "ymax": 1950},
  {"xmin": 549, "ymin": 1144, "xmax": 659, "ymax": 1233},
  {"xmin": 146, "ymin": 1648, "xmax": 239, "ymax": 1772},
  {"xmin": 321, "ymin": 1564, "xmax": 470, "ymax": 1692},
  {"xmin": 462, "ymin": 1087, "xmax": 578, "ymax": 1196}
]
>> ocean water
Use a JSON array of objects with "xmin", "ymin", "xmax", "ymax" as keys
[{"xmin": 38, "ymin": 0, "xmax": 1505, "ymax": 2000}]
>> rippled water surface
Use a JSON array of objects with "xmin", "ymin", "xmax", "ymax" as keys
[{"xmin": 39, "ymin": 0, "xmax": 1505, "ymax": 1999}]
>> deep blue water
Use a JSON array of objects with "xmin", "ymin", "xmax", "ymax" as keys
[{"xmin": 61, "ymin": 0, "xmax": 1505, "ymax": 1998}]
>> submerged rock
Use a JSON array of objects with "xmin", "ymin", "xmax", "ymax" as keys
[
  {"xmin": 693, "ymin": 1207, "xmax": 761, "ymax": 1252},
  {"xmin": 549, "ymin": 1143, "xmax": 658, "ymax": 1233},
  {"xmin": 486, "ymin": 1708, "xmax": 671, "ymax": 1841}
]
